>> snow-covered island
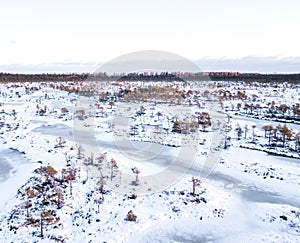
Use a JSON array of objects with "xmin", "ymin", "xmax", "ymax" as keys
[{"xmin": 0, "ymin": 79, "xmax": 299, "ymax": 242}]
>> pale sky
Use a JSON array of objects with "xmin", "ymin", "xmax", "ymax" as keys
[{"xmin": 1, "ymin": 0, "xmax": 300, "ymax": 72}]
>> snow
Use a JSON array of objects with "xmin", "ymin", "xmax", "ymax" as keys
[{"xmin": 0, "ymin": 80, "xmax": 299, "ymax": 242}]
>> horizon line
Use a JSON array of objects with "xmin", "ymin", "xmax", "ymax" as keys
[{"xmin": 1, "ymin": 71, "xmax": 300, "ymax": 75}]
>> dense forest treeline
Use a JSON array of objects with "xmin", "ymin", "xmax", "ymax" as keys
[
  {"xmin": 208, "ymin": 73, "xmax": 300, "ymax": 83},
  {"xmin": 0, "ymin": 73, "xmax": 89, "ymax": 82},
  {"xmin": 0, "ymin": 72, "xmax": 300, "ymax": 83}
]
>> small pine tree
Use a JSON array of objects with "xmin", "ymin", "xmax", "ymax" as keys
[
  {"xmin": 191, "ymin": 177, "xmax": 202, "ymax": 196},
  {"xmin": 110, "ymin": 158, "xmax": 118, "ymax": 181},
  {"xmin": 131, "ymin": 167, "xmax": 140, "ymax": 186},
  {"xmin": 126, "ymin": 210, "xmax": 137, "ymax": 221}
]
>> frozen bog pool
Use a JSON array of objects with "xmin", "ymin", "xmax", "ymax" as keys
[
  {"xmin": 32, "ymin": 123, "xmax": 74, "ymax": 140},
  {"xmin": 0, "ymin": 149, "xmax": 27, "ymax": 182},
  {"xmin": 32, "ymin": 122, "xmax": 183, "ymax": 176},
  {"xmin": 240, "ymin": 188, "xmax": 300, "ymax": 208},
  {"xmin": 232, "ymin": 115, "xmax": 300, "ymax": 132},
  {"xmin": 0, "ymin": 149, "xmax": 38, "ymax": 209},
  {"xmin": 0, "ymin": 159, "xmax": 13, "ymax": 183},
  {"xmin": 213, "ymin": 147, "xmax": 300, "ymax": 204}
]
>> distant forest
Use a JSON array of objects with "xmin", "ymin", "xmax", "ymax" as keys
[{"xmin": 0, "ymin": 72, "xmax": 300, "ymax": 83}]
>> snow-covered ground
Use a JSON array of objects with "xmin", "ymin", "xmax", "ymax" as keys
[{"xmin": 0, "ymin": 81, "xmax": 299, "ymax": 242}]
